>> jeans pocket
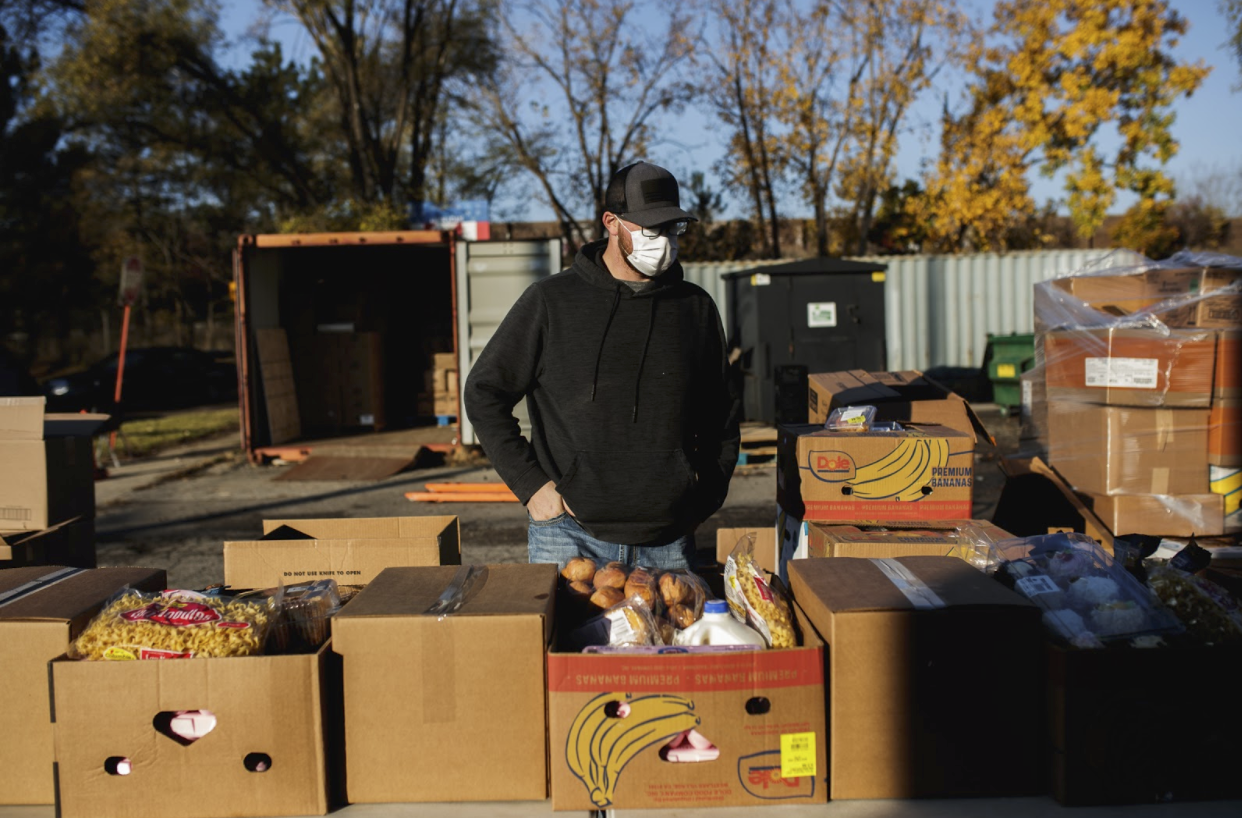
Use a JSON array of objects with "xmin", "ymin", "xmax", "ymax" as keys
[{"xmin": 527, "ymin": 510, "xmax": 569, "ymax": 527}]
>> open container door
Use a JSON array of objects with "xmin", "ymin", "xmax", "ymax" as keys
[{"xmin": 455, "ymin": 239, "xmax": 562, "ymax": 446}]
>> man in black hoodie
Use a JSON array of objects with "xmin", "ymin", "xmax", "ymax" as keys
[{"xmin": 465, "ymin": 162, "xmax": 741, "ymax": 570}]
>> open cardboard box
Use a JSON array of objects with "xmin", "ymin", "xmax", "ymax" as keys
[
  {"xmin": 799, "ymin": 519, "xmax": 1013, "ymax": 559},
  {"xmin": 0, "ymin": 566, "xmax": 166, "ymax": 805},
  {"xmin": 51, "ymin": 641, "xmax": 340, "ymax": 818},
  {"xmin": 224, "ymin": 515, "xmax": 461, "ymax": 589},
  {"xmin": 331, "ymin": 564, "xmax": 557, "ymax": 803},
  {"xmin": 806, "ymin": 369, "xmax": 993, "ymax": 445},
  {"xmin": 0, "ymin": 516, "xmax": 96, "ymax": 568},
  {"xmin": 547, "ymin": 583, "xmax": 827, "ymax": 810},
  {"xmin": 788, "ymin": 556, "xmax": 1042, "ymax": 799},
  {"xmin": 777, "ymin": 422, "xmax": 974, "ymax": 524},
  {"xmin": 715, "ymin": 527, "xmax": 779, "ymax": 574}
]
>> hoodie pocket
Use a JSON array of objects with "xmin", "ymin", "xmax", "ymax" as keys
[{"xmin": 558, "ymin": 449, "xmax": 696, "ymax": 529}]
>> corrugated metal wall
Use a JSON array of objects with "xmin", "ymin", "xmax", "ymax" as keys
[
  {"xmin": 685, "ymin": 249, "xmax": 1131, "ymax": 371},
  {"xmin": 854, "ymin": 249, "xmax": 1133, "ymax": 370}
]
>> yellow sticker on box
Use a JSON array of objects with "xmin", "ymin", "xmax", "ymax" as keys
[
  {"xmin": 998, "ymin": 363, "xmax": 1016, "ymax": 378},
  {"xmin": 780, "ymin": 732, "xmax": 816, "ymax": 778}
]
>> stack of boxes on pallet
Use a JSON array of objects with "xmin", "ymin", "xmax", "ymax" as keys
[
  {"xmin": 767, "ymin": 369, "xmax": 1048, "ymax": 800},
  {"xmin": 1035, "ymin": 265, "xmax": 1241, "ymax": 537},
  {"xmin": 0, "ymin": 397, "xmax": 99, "ymax": 568},
  {"xmin": 294, "ymin": 331, "xmax": 386, "ymax": 433},
  {"xmin": 417, "ymin": 351, "xmax": 458, "ymax": 419}
]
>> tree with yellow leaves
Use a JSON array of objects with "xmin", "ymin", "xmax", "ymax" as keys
[{"xmin": 913, "ymin": 0, "xmax": 1209, "ymax": 253}]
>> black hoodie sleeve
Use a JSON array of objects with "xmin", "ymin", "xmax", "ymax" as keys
[
  {"xmin": 463, "ymin": 283, "xmax": 551, "ymax": 504},
  {"xmin": 690, "ymin": 301, "xmax": 742, "ymax": 526}
]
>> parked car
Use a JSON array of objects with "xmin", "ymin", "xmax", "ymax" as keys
[
  {"xmin": 41, "ymin": 347, "xmax": 238, "ymax": 413},
  {"xmin": 1, "ymin": 347, "xmax": 40, "ymax": 397}
]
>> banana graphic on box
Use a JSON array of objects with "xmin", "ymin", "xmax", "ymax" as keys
[
  {"xmin": 845, "ymin": 437, "xmax": 950, "ymax": 502},
  {"xmin": 566, "ymin": 692, "xmax": 700, "ymax": 807}
]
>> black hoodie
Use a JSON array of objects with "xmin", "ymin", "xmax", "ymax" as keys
[{"xmin": 464, "ymin": 239, "xmax": 741, "ymax": 546}]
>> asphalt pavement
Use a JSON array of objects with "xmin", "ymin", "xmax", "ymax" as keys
[{"xmin": 8, "ymin": 408, "xmax": 1238, "ymax": 816}]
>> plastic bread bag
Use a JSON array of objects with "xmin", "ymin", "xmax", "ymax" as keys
[
  {"xmin": 656, "ymin": 569, "xmax": 710, "ymax": 638},
  {"xmin": 564, "ymin": 593, "xmax": 660, "ymax": 652},
  {"xmin": 993, "ymin": 532, "xmax": 1182, "ymax": 647},
  {"xmin": 1144, "ymin": 564, "xmax": 1242, "ymax": 645},
  {"xmin": 70, "ymin": 588, "xmax": 277, "ymax": 660},
  {"xmin": 237, "ymin": 579, "xmax": 342, "ymax": 654},
  {"xmin": 825, "ymin": 404, "xmax": 877, "ymax": 432},
  {"xmin": 724, "ymin": 532, "xmax": 798, "ymax": 648}
]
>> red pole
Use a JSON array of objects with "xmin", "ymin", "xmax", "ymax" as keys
[{"xmin": 110, "ymin": 303, "xmax": 131, "ymax": 449}]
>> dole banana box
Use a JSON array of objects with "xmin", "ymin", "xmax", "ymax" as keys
[
  {"xmin": 777, "ymin": 423, "xmax": 974, "ymax": 523},
  {"xmin": 548, "ymin": 595, "xmax": 827, "ymax": 810}
]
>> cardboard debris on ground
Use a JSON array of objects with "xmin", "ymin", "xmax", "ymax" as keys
[{"xmin": 275, "ymin": 454, "xmax": 415, "ymax": 482}]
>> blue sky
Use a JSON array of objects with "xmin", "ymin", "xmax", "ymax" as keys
[{"xmin": 217, "ymin": 0, "xmax": 1242, "ymax": 220}]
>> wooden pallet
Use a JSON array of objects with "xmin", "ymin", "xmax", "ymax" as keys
[{"xmin": 738, "ymin": 423, "xmax": 778, "ymax": 466}]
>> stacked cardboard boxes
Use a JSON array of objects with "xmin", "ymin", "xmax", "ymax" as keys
[
  {"xmin": 773, "ymin": 370, "xmax": 985, "ymax": 578},
  {"xmin": 0, "ymin": 397, "xmax": 98, "ymax": 567},
  {"xmin": 295, "ymin": 332, "xmax": 385, "ymax": 432},
  {"xmin": 417, "ymin": 351, "xmax": 458, "ymax": 417},
  {"xmin": 1036, "ymin": 266, "xmax": 1241, "ymax": 536}
]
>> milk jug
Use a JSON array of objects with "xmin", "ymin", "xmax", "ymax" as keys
[{"xmin": 674, "ymin": 600, "xmax": 766, "ymax": 647}]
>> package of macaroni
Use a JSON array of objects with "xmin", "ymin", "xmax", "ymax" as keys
[
  {"xmin": 724, "ymin": 532, "xmax": 798, "ymax": 649},
  {"xmin": 69, "ymin": 588, "xmax": 277, "ymax": 660}
]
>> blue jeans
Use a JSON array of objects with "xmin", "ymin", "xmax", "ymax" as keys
[{"xmin": 527, "ymin": 512, "xmax": 695, "ymax": 571}]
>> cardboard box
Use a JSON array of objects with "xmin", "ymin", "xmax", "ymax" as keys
[
  {"xmin": 0, "ymin": 516, "xmax": 95, "ymax": 568},
  {"xmin": 715, "ymin": 526, "xmax": 778, "ymax": 574},
  {"xmin": 417, "ymin": 392, "xmax": 459, "ymax": 416},
  {"xmin": 806, "ymin": 369, "xmax": 989, "ymax": 443},
  {"xmin": 52, "ymin": 643, "xmax": 338, "ymax": 818},
  {"xmin": 548, "ymin": 605, "xmax": 827, "ymax": 809},
  {"xmin": 1216, "ymin": 330, "xmax": 1241, "ymax": 398},
  {"xmin": 0, "ymin": 435, "xmax": 95, "ymax": 532},
  {"xmin": 1080, "ymin": 491, "xmax": 1225, "ymax": 538},
  {"xmin": 0, "ymin": 395, "xmax": 46, "ymax": 438},
  {"xmin": 1049, "ymin": 267, "xmax": 1230, "ymax": 316},
  {"xmin": 1044, "ymin": 327, "xmax": 1216, "ymax": 408},
  {"xmin": 788, "ymin": 556, "xmax": 1042, "ymax": 799},
  {"xmin": 1209, "ymin": 398, "xmax": 1242, "ymax": 467},
  {"xmin": 1165, "ymin": 268, "xmax": 1242, "ymax": 329},
  {"xmin": 1210, "ymin": 465, "xmax": 1241, "ymax": 534},
  {"xmin": 1047, "ymin": 642, "xmax": 1242, "ymax": 805},
  {"xmin": 224, "ymin": 515, "xmax": 461, "ymax": 589},
  {"xmin": 801, "ymin": 520, "xmax": 1013, "ymax": 559},
  {"xmin": 332, "ymin": 564, "xmax": 557, "ymax": 802},
  {"xmin": 776, "ymin": 423, "xmax": 974, "ymax": 523},
  {"xmin": 1047, "ymin": 403, "xmax": 1210, "ymax": 496},
  {"xmin": 0, "ymin": 565, "xmax": 166, "ymax": 805}
]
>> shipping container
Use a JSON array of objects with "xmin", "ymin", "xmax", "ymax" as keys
[{"xmin": 234, "ymin": 232, "xmax": 560, "ymax": 460}]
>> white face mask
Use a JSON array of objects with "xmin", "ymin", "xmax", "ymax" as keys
[{"xmin": 616, "ymin": 220, "xmax": 678, "ymax": 277}]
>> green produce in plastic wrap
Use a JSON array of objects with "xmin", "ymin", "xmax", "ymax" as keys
[{"xmin": 1145, "ymin": 565, "xmax": 1242, "ymax": 645}]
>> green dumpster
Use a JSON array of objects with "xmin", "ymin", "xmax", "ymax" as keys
[{"xmin": 985, "ymin": 332, "xmax": 1036, "ymax": 411}]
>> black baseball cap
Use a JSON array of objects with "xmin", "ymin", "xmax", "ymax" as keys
[{"xmin": 605, "ymin": 162, "xmax": 698, "ymax": 228}]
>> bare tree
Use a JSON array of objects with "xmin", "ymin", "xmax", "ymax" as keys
[
  {"xmin": 702, "ymin": 0, "xmax": 786, "ymax": 258},
  {"xmin": 266, "ymin": 0, "xmax": 495, "ymax": 205},
  {"xmin": 466, "ymin": 0, "xmax": 696, "ymax": 249}
]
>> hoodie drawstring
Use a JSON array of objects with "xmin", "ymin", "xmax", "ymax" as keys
[
  {"xmin": 591, "ymin": 286, "xmax": 622, "ymax": 401},
  {"xmin": 632, "ymin": 297, "xmax": 656, "ymax": 422}
]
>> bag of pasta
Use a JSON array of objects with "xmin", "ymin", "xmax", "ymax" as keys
[
  {"xmin": 70, "ymin": 588, "xmax": 277, "ymax": 660},
  {"xmin": 725, "ymin": 532, "xmax": 797, "ymax": 648}
]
